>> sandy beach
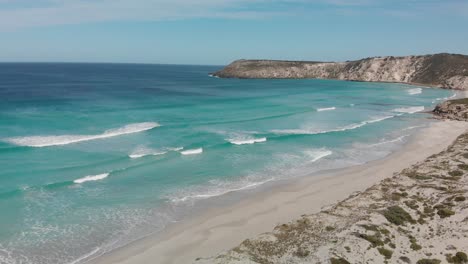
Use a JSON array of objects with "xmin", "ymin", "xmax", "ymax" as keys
[
  {"xmin": 89, "ymin": 119, "xmax": 468, "ymax": 264},
  {"xmin": 2, "ymin": 1, "xmax": 468, "ymax": 262}
]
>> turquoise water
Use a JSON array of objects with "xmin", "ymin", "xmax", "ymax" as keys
[{"xmin": 0, "ymin": 63, "xmax": 454, "ymax": 264}]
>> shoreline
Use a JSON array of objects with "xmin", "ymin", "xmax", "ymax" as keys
[
  {"xmin": 212, "ymin": 54, "xmax": 468, "ymax": 90},
  {"xmin": 90, "ymin": 119, "xmax": 468, "ymax": 264},
  {"xmin": 212, "ymin": 73, "xmax": 451, "ymax": 90}
]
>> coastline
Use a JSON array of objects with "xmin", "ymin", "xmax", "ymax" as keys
[
  {"xmin": 212, "ymin": 54, "xmax": 468, "ymax": 90},
  {"xmin": 90, "ymin": 119, "xmax": 468, "ymax": 264}
]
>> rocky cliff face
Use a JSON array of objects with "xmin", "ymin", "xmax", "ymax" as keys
[
  {"xmin": 433, "ymin": 98, "xmax": 468, "ymax": 121},
  {"xmin": 213, "ymin": 53, "xmax": 468, "ymax": 90}
]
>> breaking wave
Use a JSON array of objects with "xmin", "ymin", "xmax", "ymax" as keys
[
  {"xmin": 128, "ymin": 146, "xmax": 168, "ymax": 159},
  {"xmin": 392, "ymin": 106, "xmax": 424, "ymax": 114},
  {"xmin": 369, "ymin": 135, "xmax": 409, "ymax": 147},
  {"xmin": 436, "ymin": 93, "xmax": 457, "ymax": 101},
  {"xmin": 271, "ymin": 116, "xmax": 394, "ymax": 135},
  {"xmin": 73, "ymin": 173, "xmax": 109, "ymax": 184},
  {"xmin": 304, "ymin": 149, "xmax": 333, "ymax": 162},
  {"xmin": 168, "ymin": 178, "xmax": 273, "ymax": 203},
  {"xmin": 407, "ymin": 88, "xmax": 422, "ymax": 95},
  {"xmin": 229, "ymin": 137, "xmax": 267, "ymax": 145},
  {"xmin": 180, "ymin": 148, "xmax": 203, "ymax": 155},
  {"xmin": 317, "ymin": 107, "xmax": 336, "ymax": 112},
  {"xmin": 5, "ymin": 122, "xmax": 160, "ymax": 147},
  {"xmin": 168, "ymin": 148, "xmax": 332, "ymax": 204}
]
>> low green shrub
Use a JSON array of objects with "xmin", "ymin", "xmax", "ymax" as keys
[
  {"xmin": 330, "ymin": 257, "xmax": 351, "ymax": 264},
  {"xmin": 447, "ymin": 252, "xmax": 468, "ymax": 263},
  {"xmin": 357, "ymin": 233, "xmax": 384, "ymax": 247},
  {"xmin": 437, "ymin": 208, "xmax": 455, "ymax": 218},
  {"xmin": 378, "ymin": 247, "xmax": 393, "ymax": 259},
  {"xmin": 383, "ymin": 206, "xmax": 415, "ymax": 225},
  {"xmin": 449, "ymin": 170, "xmax": 464, "ymax": 177},
  {"xmin": 416, "ymin": 259, "xmax": 441, "ymax": 264}
]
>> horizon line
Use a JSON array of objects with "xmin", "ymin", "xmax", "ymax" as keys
[{"xmin": 0, "ymin": 61, "xmax": 226, "ymax": 67}]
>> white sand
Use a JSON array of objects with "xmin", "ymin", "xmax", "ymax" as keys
[{"xmin": 91, "ymin": 120, "xmax": 468, "ymax": 264}]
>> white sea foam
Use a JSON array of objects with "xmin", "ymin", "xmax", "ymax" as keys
[
  {"xmin": 128, "ymin": 146, "xmax": 167, "ymax": 159},
  {"xmin": 304, "ymin": 149, "xmax": 333, "ymax": 162},
  {"xmin": 271, "ymin": 116, "xmax": 394, "ymax": 135},
  {"xmin": 170, "ymin": 178, "xmax": 273, "ymax": 203},
  {"xmin": 229, "ymin": 137, "xmax": 267, "ymax": 145},
  {"xmin": 317, "ymin": 107, "xmax": 336, "ymax": 112},
  {"xmin": 393, "ymin": 106, "xmax": 425, "ymax": 114},
  {"xmin": 180, "ymin": 148, "xmax": 203, "ymax": 155},
  {"xmin": 73, "ymin": 173, "xmax": 109, "ymax": 184},
  {"xmin": 6, "ymin": 122, "xmax": 160, "ymax": 147},
  {"xmin": 433, "ymin": 93, "xmax": 457, "ymax": 103},
  {"xmin": 129, "ymin": 152, "xmax": 166, "ymax": 159},
  {"xmin": 407, "ymin": 88, "xmax": 422, "ymax": 95},
  {"xmin": 402, "ymin": 125, "xmax": 424, "ymax": 131},
  {"xmin": 369, "ymin": 134, "xmax": 409, "ymax": 147},
  {"xmin": 128, "ymin": 154, "xmax": 146, "ymax": 159},
  {"xmin": 168, "ymin": 147, "xmax": 184, "ymax": 151},
  {"xmin": 67, "ymin": 247, "xmax": 101, "ymax": 264}
]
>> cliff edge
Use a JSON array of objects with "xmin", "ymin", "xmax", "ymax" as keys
[
  {"xmin": 213, "ymin": 53, "xmax": 468, "ymax": 90},
  {"xmin": 433, "ymin": 98, "xmax": 468, "ymax": 121}
]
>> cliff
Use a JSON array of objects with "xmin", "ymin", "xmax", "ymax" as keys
[
  {"xmin": 433, "ymin": 98, "xmax": 468, "ymax": 121},
  {"xmin": 213, "ymin": 53, "xmax": 468, "ymax": 90}
]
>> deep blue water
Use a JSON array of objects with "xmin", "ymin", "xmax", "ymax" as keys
[{"xmin": 0, "ymin": 63, "xmax": 454, "ymax": 264}]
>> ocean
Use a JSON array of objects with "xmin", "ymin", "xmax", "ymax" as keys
[{"xmin": 0, "ymin": 63, "xmax": 454, "ymax": 264}]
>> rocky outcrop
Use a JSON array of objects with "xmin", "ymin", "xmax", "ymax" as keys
[
  {"xmin": 433, "ymin": 98, "xmax": 468, "ymax": 121},
  {"xmin": 213, "ymin": 53, "xmax": 468, "ymax": 90}
]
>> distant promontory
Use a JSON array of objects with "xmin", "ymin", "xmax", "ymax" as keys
[{"xmin": 213, "ymin": 53, "xmax": 468, "ymax": 90}]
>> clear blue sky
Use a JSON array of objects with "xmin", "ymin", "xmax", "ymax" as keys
[{"xmin": 1, "ymin": 0, "xmax": 467, "ymax": 65}]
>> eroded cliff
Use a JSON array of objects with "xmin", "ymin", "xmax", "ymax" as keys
[{"xmin": 213, "ymin": 53, "xmax": 468, "ymax": 90}]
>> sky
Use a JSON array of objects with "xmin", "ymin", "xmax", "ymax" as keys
[{"xmin": 0, "ymin": 0, "xmax": 467, "ymax": 65}]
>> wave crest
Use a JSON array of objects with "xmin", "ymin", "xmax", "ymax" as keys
[
  {"xmin": 407, "ymin": 88, "xmax": 422, "ymax": 95},
  {"xmin": 229, "ymin": 137, "xmax": 267, "ymax": 145},
  {"xmin": 271, "ymin": 116, "xmax": 394, "ymax": 135},
  {"xmin": 129, "ymin": 146, "xmax": 167, "ymax": 159},
  {"xmin": 73, "ymin": 173, "xmax": 109, "ymax": 184},
  {"xmin": 180, "ymin": 148, "xmax": 203, "ymax": 155},
  {"xmin": 168, "ymin": 178, "xmax": 273, "ymax": 203},
  {"xmin": 5, "ymin": 122, "xmax": 160, "ymax": 147},
  {"xmin": 304, "ymin": 149, "xmax": 333, "ymax": 162},
  {"xmin": 317, "ymin": 107, "xmax": 336, "ymax": 112}
]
